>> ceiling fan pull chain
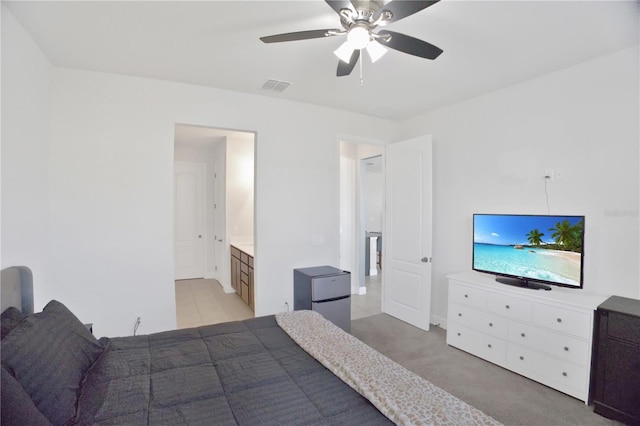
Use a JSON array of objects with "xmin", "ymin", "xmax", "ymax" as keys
[{"xmin": 359, "ymin": 50, "xmax": 364, "ymax": 87}]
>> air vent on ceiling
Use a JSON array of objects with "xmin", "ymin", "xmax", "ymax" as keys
[{"xmin": 260, "ymin": 79, "xmax": 291, "ymax": 93}]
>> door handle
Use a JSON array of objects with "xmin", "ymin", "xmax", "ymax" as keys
[{"xmin": 421, "ymin": 257, "xmax": 431, "ymax": 263}]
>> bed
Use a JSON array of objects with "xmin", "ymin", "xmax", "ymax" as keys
[{"xmin": 1, "ymin": 266, "xmax": 501, "ymax": 426}]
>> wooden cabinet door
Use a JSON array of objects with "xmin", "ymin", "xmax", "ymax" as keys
[{"xmin": 230, "ymin": 255, "xmax": 240, "ymax": 293}]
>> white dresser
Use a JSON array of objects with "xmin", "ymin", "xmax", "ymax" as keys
[{"xmin": 446, "ymin": 271, "xmax": 609, "ymax": 403}]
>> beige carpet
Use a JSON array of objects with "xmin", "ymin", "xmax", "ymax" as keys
[{"xmin": 351, "ymin": 313, "xmax": 621, "ymax": 426}]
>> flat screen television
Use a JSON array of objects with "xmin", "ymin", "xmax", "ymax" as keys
[{"xmin": 473, "ymin": 214, "xmax": 585, "ymax": 290}]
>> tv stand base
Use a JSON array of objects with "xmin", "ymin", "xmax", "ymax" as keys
[{"xmin": 495, "ymin": 277, "xmax": 552, "ymax": 291}]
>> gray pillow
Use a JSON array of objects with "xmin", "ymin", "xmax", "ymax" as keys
[
  {"xmin": 1, "ymin": 307, "xmax": 26, "ymax": 339},
  {"xmin": 1, "ymin": 365, "xmax": 52, "ymax": 426},
  {"xmin": 0, "ymin": 300, "xmax": 104, "ymax": 425}
]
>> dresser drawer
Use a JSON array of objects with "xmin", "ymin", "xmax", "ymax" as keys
[
  {"xmin": 508, "ymin": 322, "xmax": 589, "ymax": 366},
  {"xmin": 607, "ymin": 311, "xmax": 640, "ymax": 344},
  {"xmin": 449, "ymin": 282, "xmax": 487, "ymax": 309},
  {"xmin": 231, "ymin": 246, "xmax": 241, "ymax": 259},
  {"xmin": 487, "ymin": 292, "xmax": 533, "ymax": 323},
  {"xmin": 533, "ymin": 304, "xmax": 591, "ymax": 339},
  {"xmin": 447, "ymin": 323, "xmax": 507, "ymax": 365},
  {"xmin": 449, "ymin": 302, "xmax": 508, "ymax": 339},
  {"xmin": 507, "ymin": 343, "xmax": 588, "ymax": 392}
]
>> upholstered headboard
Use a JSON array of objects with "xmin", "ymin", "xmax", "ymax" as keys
[{"xmin": 1, "ymin": 266, "xmax": 34, "ymax": 314}]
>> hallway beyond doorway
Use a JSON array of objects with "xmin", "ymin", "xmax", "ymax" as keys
[{"xmin": 176, "ymin": 273, "xmax": 381, "ymax": 329}]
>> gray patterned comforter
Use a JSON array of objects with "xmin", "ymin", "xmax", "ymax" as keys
[{"xmin": 73, "ymin": 315, "xmax": 392, "ymax": 425}]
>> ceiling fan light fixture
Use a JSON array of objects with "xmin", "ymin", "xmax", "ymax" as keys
[
  {"xmin": 334, "ymin": 41, "xmax": 355, "ymax": 63},
  {"xmin": 366, "ymin": 40, "xmax": 387, "ymax": 63},
  {"xmin": 346, "ymin": 25, "xmax": 370, "ymax": 49}
]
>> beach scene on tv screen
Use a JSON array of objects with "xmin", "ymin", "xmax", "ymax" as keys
[{"xmin": 473, "ymin": 215, "xmax": 583, "ymax": 285}]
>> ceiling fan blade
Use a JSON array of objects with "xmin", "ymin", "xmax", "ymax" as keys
[
  {"xmin": 325, "ymin": 0, "xmax": 356, "ymax": 16},
  {"xmin": 337, "ymin": 49, "xmax": 360, "ymax": 77},
  {"xmin": 373, "ymin": 0, "xmax": 440, "ymax": 25},
  {"xmin": 260, "ymin": 29, "xmax": 341, "ymax": 43},
  {"xmin": 377, "ymin": 30, "xmax": 443, "ymax": 59}
]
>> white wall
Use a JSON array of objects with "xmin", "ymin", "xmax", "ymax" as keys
[
  {"xmin": 1, "ymin": 6, "xmax": 52, "ymax": 305},
  {"xmin": 2, "ymin": 7, "xmax": 399, "ymax": 336},
  {"xmin": 226, "ymin": 135, "xmax": 254, "ymax": 242},
  {"xmin": 401, "ymin": 47, "xmax": 640, "ymax": 325}
]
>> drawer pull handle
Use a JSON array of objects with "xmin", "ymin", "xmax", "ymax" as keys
[
  {"xmin": 519, "ymin": 356, "xmax": 524, "ymax": 360},
  {"xmin": 489, "ymin": 323, "xmax": 493, "ymax": 327},
  {"xmin": 564, "ymin": 346, "xmax": 569, "ymax": 351},
  {"xmin": 505, "ymin": 305, "xmax": 510, "ymax": 309},
  {"xmin": 457, "ymin": 332, "xmax": 461, "ymax": 336},
  {"xmin": 521, "ymin": 333, "xmax": 526, "ymax": 338},
  {"xmin": 562, "ymin": 372, "xmax": 567, "ymax": 377},
  {"xmin": 557, "ymin": 318, "xmax": 562, "ymax": 323},
  {"xmin": 464, "ymin": 294, "xmax": 468, "ymax": 298},
  {"xmin": 458, "ymin": 313, "xmax": 462, "ymax": 317},
  {"xmin": 488, "ymin": 344, "xmax": 492, "ymax": 348}
]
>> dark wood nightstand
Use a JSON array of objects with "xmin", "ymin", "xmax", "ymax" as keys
[{"xmin": 592, "ymin": 296, "xmax": 640, "ymax": 425}]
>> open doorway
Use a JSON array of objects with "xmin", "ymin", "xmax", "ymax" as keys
[
  {"xmin": 173, "ymin": 124, "xmax": 255, "ymax": 328},
  {"xmin": 339, "ymin": 141, "xmax": 384, "ymax": 320}
]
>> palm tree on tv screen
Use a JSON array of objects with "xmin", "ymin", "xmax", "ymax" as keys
[
  {"xmin": 549, "ymin": 219, "xmax": 583, "ymax": 252},
  {"xmin": 526, "ymin": 229, "xmax": 544, "ymax": 246}
]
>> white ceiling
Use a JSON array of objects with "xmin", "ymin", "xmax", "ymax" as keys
[{"xmin": 4, "ymin": 0, "xmax": 639, "ymax": 121}]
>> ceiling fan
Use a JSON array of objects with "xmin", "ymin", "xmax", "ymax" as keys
[{"xmin": 260, "ymin": 0, "xmax": 443, "ymax": 77}]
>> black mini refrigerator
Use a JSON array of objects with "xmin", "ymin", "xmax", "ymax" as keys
[{"xmin": 293, "ymin": 266, "xmax": 351, "ymax": 333}]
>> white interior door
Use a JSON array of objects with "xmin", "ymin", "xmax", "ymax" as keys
[
  {"xmin": 383, "ymin": 135, "xmax": 432, "ymax": 331},
  {"xmin": 174, "ymin": 162, "xmax": 206, "ymax": 280}
]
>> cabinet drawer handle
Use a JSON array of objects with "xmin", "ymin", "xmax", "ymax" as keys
[
  {"xmin": 521, "ymin": 333, "xmax": 526, "ymax": 338},
  {"xmin": 464, "ymin": 294, "xmax": 469, "ymax": 298},
  {"xmin": 488, "ymin": 344, "xmax": 492, "ymax": 348},
  {"xmin": 458, "ymin": 313, "xmax": 462, "ymax": 317},
  {"xmin": 562, "ymin": 372, "xmax": 568, "ymax": 377},
  {"xmin": 489, "ymin": 322, "xmax": 493, "ymax": 327},
  {"xmin": 564, "ymin": 346, "xmax": 569, "ymax": 352},
  {"xmin": 457, "ymin": 332, "xmax": 461, "ymax": 336},
  {"xmin": 519, "ymin": 356, "xmax": 524, "ymax": 361},
  {"xmin": 557, "ymin": 318, "xmax": 562, "ymax": 323},
  {"xmin": 505, "ymin": 305, "xmax": 510, "ymax": 309}
]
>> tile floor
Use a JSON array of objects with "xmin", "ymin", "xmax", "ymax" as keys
[
  {"xmin": 175, "ymin": 278, "xmax": 253, "ymax": 328},
  {"xmin": 175, "ymin": 271, "xmax": 382, "ymax": 328}
]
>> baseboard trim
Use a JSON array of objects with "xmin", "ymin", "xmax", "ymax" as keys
[{"xmin": 431, "ymin": 314, "xmax": 447, "ymax": 330}]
